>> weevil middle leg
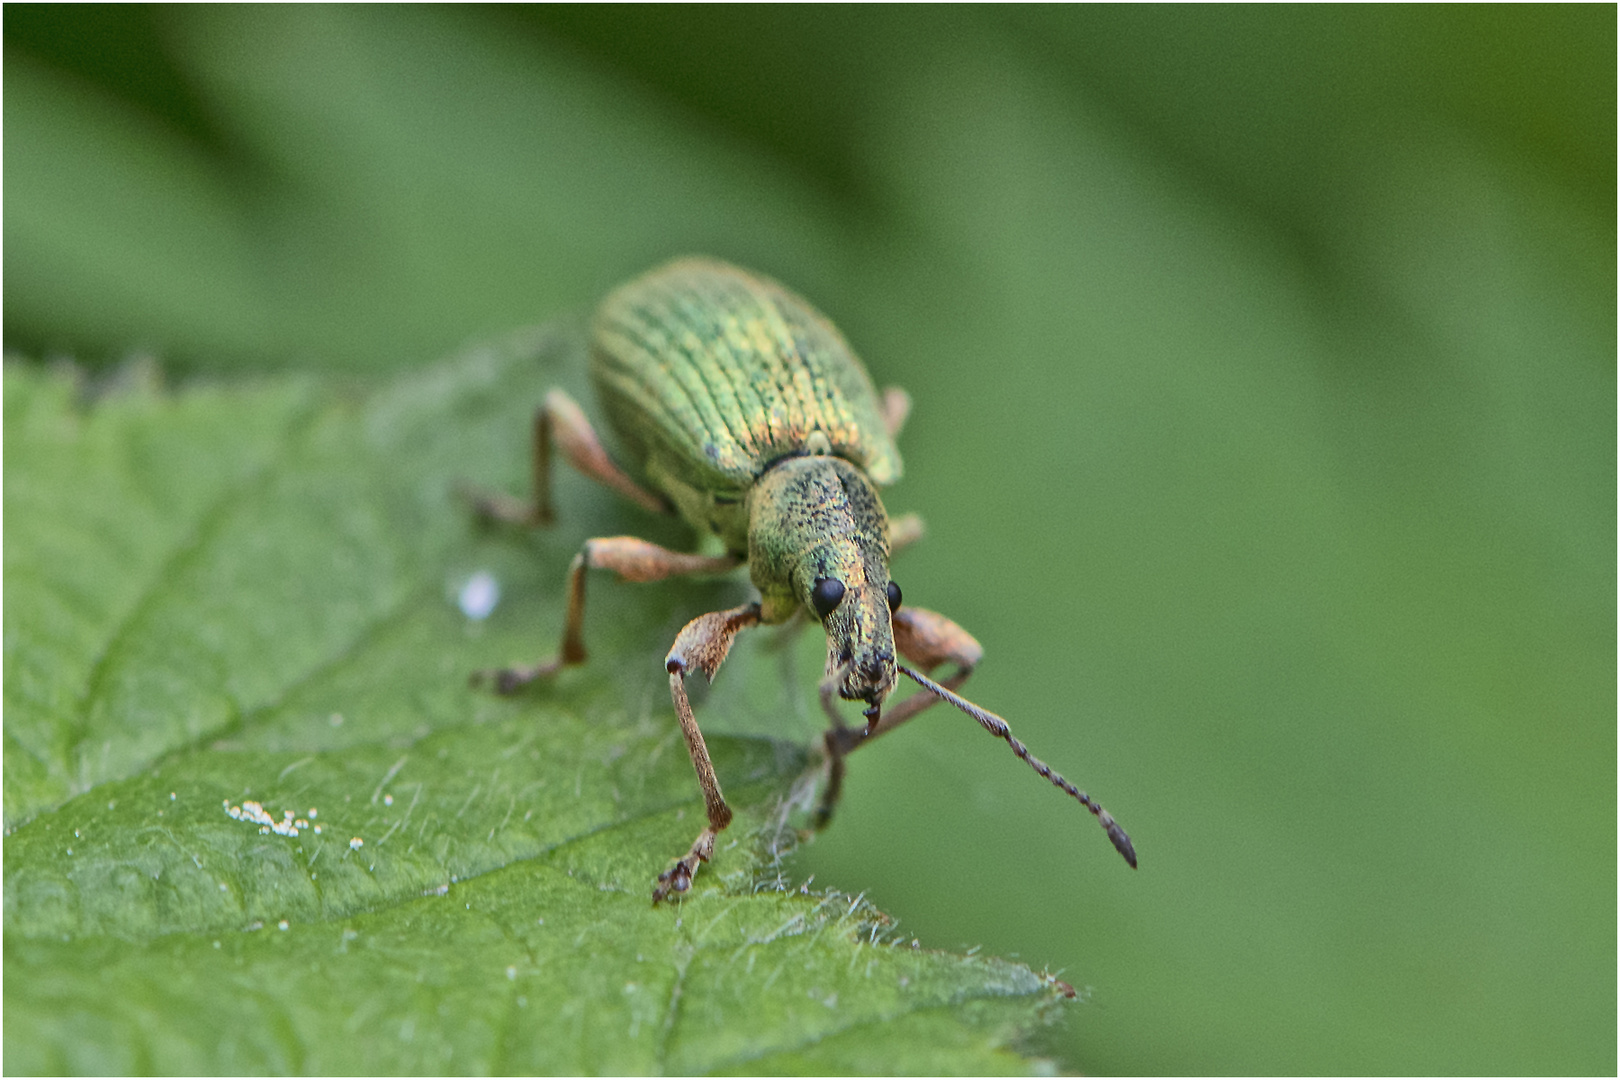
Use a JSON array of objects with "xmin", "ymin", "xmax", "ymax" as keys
[
  {"xmin": 461, "ymin": 388, "xmax": 669, "ymax": 526},
  {"xmin": 474, "ymin": 536, "xmax": 739, "ymax": 692}
]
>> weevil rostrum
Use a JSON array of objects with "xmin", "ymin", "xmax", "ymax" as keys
[{"xmin": 468, "ymin": 257, "xmax": 1135, "ymax": 902}]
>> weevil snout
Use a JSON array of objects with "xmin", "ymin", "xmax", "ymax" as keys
[
  {"xmin": 850, "ymin": 638, "xmax": 896, "ymax": 706},
  {"xmin": 818, "ymin": 655, "xmax": 891, "ymax": 736},
  {"xmin": 821, "ymin": 583, "xmax": 899, "ymax": 711},
  {"xmin": 858, "ymin": 650, "xmax": 893, "ymax": 695}
]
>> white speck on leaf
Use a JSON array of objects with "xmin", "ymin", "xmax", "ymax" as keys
[
  {"xmin": 458, "ymin": 571, "xmax": 500, "ymax": 620},
  {"xmin": 371, "ymin": 757, "xmax": 407, "ymax": 804}
]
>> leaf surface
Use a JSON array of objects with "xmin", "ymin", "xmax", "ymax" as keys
[{"xmin": 3, "ymin": 345, "xmax": 1069, "ymax": 1074}]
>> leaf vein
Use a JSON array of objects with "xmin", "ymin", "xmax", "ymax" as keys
[{"xmin": 69, "ymin": 400, "xmax": 323, "ymax": 776}]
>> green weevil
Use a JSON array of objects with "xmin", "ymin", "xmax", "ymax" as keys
[{"xmin": 468, "ymin": 257, "xmax": 1135, "ymax": 901}]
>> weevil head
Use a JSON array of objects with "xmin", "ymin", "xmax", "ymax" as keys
[{"xmin": 747, "ymin": 455, "xmax": 898, "ymax": 713}]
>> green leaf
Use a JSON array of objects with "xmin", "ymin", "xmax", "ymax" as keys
[
  {"xmin": 5, "ymin": 8, "xmax": 1612, "ymax": 1074},
  {"xmin": 3, "ymin": 342, "xmax": 1071, "ymax": 1074}
]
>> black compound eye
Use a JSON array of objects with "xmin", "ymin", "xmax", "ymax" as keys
[
  {"xmin": 886, "ymin": 580, "xmax": 902, "ymax": 612},
  {"xmin": 810, "ymin": 577, "xmax": 846, "ymax": 619}
]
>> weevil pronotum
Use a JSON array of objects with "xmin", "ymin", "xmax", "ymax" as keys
[{"xmin": 467, "ymin": 257, "xmax": 1135, "ymax": 902}]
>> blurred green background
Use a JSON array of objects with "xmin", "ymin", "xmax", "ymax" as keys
[{"xmin": 5, "ymin": 6, "xmax": 1613, "ymax": 1074}]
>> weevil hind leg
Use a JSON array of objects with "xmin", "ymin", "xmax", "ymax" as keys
[
  {"xmin": 473, "ymin": 537, "xmax": 740, "ymax": 693},
  {"xmin": 654, "ymin": 602, "xmax": 762, "ymax": 902},
  {"xmin": 460, "ymin": 388, "xmax": 670, "ymax": 526}
]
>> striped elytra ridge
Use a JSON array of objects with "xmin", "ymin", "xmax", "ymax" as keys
[{"xmin": 590, "ymin": 259, "xmax": 901, "ymax": 549}]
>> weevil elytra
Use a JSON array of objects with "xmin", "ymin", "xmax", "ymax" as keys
[{"xmin": 468, "ymin": 257, "xmax": 1135, "ymax": 901}]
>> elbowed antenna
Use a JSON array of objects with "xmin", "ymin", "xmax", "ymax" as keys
[{"xmin": 897, "ymin": 665, "xmax": 1137, "ymax": 868}]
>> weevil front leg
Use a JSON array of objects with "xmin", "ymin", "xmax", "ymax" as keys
[
  {"xmin": 870, "ymin": 606, "xmax": 984, "ymax": 736},
  {"xmin": 474, "ymin": 537, "xmax": 739, "ymax": 692},
  {"xmin": 813, "ymin": 605, "xmax": 981, "ymax": 826},
  {"xmin": 462, "ymin": 388, "xmax": 669, "ymax": 525},
  {"xmin": 655, "ymin": 602, "xmax": 763, "ymax": 902}
]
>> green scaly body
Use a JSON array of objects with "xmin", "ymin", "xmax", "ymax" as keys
[
  {"xmin": 590, "ymin": 259, "xmax": 901, "ymax": 549},
  {"xmin": 589, "ymin": 258, "xmax": 902, "ymax": 702}
]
